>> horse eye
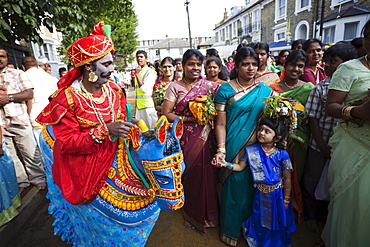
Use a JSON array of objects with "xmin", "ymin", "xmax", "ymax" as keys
[{"xmin": 157, "ymin": 179, "xmax": 170, "ymax": 185}]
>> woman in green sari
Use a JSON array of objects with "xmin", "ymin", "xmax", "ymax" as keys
[
  {"xmin": 213, "ymin": 47, "xmax": 274, "ymax": 246},
  {"xmin": 322, "ymin": 20, "xmax": 370, "ymax": 246},
  {"xmin": 269, "ymin": 50, "xmax": 314, "ymax": 223}
]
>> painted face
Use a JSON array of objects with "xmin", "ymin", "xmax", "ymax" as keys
[
  {"xmin": 92, "ymin": 53, "xmax": 114, "ymax": 84},
  {"xmin": 0, "ymin": 49, "xmax": 9, "ymax": 71},
  {"xmin": 279, "ymin": 52, "xmax": 290, "ymax": 65},
  {"xmin": 254, "ymin": 48, "xmax": 268, "ymax": 67},
  {"xmin": 161, "ymin": 61, "xmax": 175, "ymax": 78},
  {"xmin": 257, "ymin": 124, "xmax": 276, "ymax": 145},
  {"xmin": 183, "ymin": 55, "xmax": 202, "ymax": 80},
  {"xmin": 284, "ymin": 59, "xmax": 305, "ymax": 80},
  {"xmin": 136, "ymin": 53, "xmax": 147, "ymax": 67},
  {"xmin": 235, "ymin": 56, "xmax": 258, "ymax": 82},
  {"xmin": 306, "ymin": 42, "xmax": 323, "ymax": 66},
  {"xmin": 206, "ymin": 61, "xmax": 221, "ymax": 78},
  {"xmin": 323, "ymin": 56, "xmax": 343, "ymax": 77}
]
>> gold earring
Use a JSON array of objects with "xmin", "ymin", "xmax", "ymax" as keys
[{"xmin": 89, "ymin": 71, "xmax": 98, "ymax": 82}]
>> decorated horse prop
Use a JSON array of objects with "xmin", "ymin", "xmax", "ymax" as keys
[{"xmin": 40, "ymin": 116, "xmax": 185, "ymax": 246}]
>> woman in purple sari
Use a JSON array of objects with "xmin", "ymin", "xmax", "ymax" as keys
[{"xmin": 162, "ymin": 49, "xmax": 220, "ymax": 232}]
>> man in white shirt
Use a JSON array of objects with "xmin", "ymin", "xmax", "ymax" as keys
[{"xmin": 22, "ymin": 57, "xmax": 58, "ymax": 144}]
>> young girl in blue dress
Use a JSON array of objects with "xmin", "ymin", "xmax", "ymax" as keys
[{"xmin": 215, "ymin": 117, "xmax": 296, "ymax": 247}]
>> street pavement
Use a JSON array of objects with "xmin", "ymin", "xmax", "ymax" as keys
[{"xmin": 5, "ymin": 86, "xmax": 325, "ymax": 247}]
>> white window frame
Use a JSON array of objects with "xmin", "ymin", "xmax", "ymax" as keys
[
  {"xmin": 275, "ymin": 0, "xmax": 287, "ymax": 23},
  {"xmin": 233, "ymin": 22, "xmax": 237, "ymax": 37},
  {"xmin": 252, "ymin": 10, "xmax": 261, "ymax": 32},
  {"xmin": 274, "ymin": 26, "xmax": 286, "ymax": 42},
  {"xmin": 323, "ymin": 26, "xmax": 336, "ymax": 44},
  {"xmin": 343, "ymin": 21, "xmax": 359, "ymax": 41},
  {"xmin": 243, "ymin": 15, "xmax": 249, "ymax": 35},
  {"xmin": 225, "ymin": 26, "xmax": 229, "ymax": 40},
  {"xmin": 330, "ymin": 0, "xmax": 352, "ymax": 10},
  {"xmin": 294, "ymin": 0, "xmax": 312, "ymax": 15},
  {"xmin": 294, "ymin": 20, "xmax": 310, "ymax": 40}
]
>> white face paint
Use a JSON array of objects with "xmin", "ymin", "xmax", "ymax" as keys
[{"xmin": 93, "ymin": 53, "xmax": 114, "ymax": 85}]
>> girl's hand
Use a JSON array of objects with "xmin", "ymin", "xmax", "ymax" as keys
[{"xmin": 284, "ymin": 202, "xmax": 289, "ymax": 209}]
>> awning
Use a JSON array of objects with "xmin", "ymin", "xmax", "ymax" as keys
[
  {"xmin": 269, "ymin": 40, "xmax": 291, "ymax": 48},
  {"xmin": 268, "ymin": 40, "xmax": 291, "ymax": 53}
]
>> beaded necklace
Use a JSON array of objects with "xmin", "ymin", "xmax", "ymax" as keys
[{"xmin": 79, "ymin": 82, "xmax": 116, "ymax": 126}]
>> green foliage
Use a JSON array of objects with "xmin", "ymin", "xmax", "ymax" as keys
[{"xmin": 1, "ymin": 0, "xmax": 138, "ymax": 66}]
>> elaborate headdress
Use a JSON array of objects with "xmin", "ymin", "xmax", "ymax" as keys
[{"xmin": 58, "ymin": 21, "xmax": 114, "ymax": 88}]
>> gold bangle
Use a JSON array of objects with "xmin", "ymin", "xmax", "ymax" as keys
[
  {"xmin": 217, "ymin": 148, "xmax": 226, "ymax": 154},
  {"xmin": 217, "ymin": 143, "xmax": 225, "ymax": 147},
  {"xmin": 284, "ymin": 200, "xmax": 290, "ymax": 204},
  {"xmin": 344, "ymin": 106, "xmax": 355, "ymax": 119},
  {"xmin": 341, "ymin": 106, "xmax": 347, "ymax": 118}
]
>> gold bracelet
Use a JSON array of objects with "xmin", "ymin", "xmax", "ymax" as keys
[
  {"xmin": 344, "ymin": 106, "xmax": 355, "ymax": 119},
  {"xmin": 341, "ymin": 106, "xmax": 347, "ymax": 118},
  {"xmin": 217, "ymin": 148, "xmax": 226, "ymax": 154},
  {"xmin": 284, "ymin": 199, "xmax": 290, "ymax": 204},
  {"xmin": 217, "ymin": 143, "xmax": 225, "ymax": 147}
]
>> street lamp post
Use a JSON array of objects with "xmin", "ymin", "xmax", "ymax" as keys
[{"xmin": 184, "ymin": 1, "xmax": 192, "ymax": 49}]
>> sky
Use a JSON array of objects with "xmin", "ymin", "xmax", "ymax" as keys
[{"xmin": 132, "ymin": 0, "xmax": 245, "ymax": 40}]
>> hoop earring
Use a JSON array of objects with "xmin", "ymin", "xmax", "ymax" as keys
[{"xmin": 89, "ymin": 71, "xmax": 98, "ymax": 82}]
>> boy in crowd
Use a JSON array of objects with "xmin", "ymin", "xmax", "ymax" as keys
[{"xmin": 302, "ymin": 43, "xmax": 358, "ymax": 233}]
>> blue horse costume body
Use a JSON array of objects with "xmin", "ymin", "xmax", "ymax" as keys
[{"xmin": 40, "ymin": 117, "xmax": 185, "ymax": 246}]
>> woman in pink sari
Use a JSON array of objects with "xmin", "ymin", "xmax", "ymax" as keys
[{"xmin": 162, "ymin": 49, "xmax": 220, "ymax": 233}]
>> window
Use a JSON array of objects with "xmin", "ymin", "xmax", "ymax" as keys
[
  {"xmin": 330, "ymin": 0, "xmax": 351, "ymax": 9},
  {"xmin": 245, "ymin": 0, "xmax": 250, "ymax": 4},
  {"xmin": 278, "ymin": 0, "xmax": 286, "ymax": 17},
  {"xmin": 300, "ymin": 0, "xmax": 309, "ymax": 8},
  {"xmin": 233, "ymin": 22, "xmax": 237, "ymax": 37},
  {"xmin": 156, "ymin": 49, "xmax": 160, "ymax": 56},
  {"xmin": 323, "ymin": 26, "xmax": 335, "ymax": 44},
  {"xmin": 344, "ymin": 22, "xmax": 358, "ymax": 40},
  {"xmin": 277, "ymin": 32, "xmax": 285, "ymax": 40},
  {"xmin": 298, "ymin": 24, "xmax": 307, "ymax": 39},
  {"xmin": 43, "ymin": 45, "xmax": 49, "ymax": 60},
  {"xmin": 226, "ymin": 26, "xmax": 229, "ymax": 40},
  {"xmin": 252, "ymin": 10, "xmax": 260, "ymax": 32},
  {"xmin": 244, "ymin": 16, "xmax": 249, "ymax": 34}
]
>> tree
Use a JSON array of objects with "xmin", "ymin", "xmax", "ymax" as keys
[{"xmin": 0, "ymin": 0, "xmax": 138, "ymax": 66}]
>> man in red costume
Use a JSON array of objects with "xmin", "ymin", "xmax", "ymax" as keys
[{"xmin": 36, "ymin": 21, "xmax": 134, "ymax": 204}]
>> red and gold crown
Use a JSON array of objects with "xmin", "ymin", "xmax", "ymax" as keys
[
  {"xmin": 67, "ymin": 20, "xmax": 114, "ymax": 67},
  {"xmin": 58, "ymin": 21, "xmax": 114, "ymax": 88}
]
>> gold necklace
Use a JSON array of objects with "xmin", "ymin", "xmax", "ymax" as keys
[
  {"xmin": 235, "ymin": 78, "xmax": 254, "ymax": 92},
  {"xmin": 80, "ymin": 82, "xmax": 107, "ymax": 104},
  {"xmin": 283, "ymin": 80, "xmax": 299, "ymax": 89},
  {"xmin": 182, "ymin": 78, "xmax": 198, "ymax": 91},
  {"xmin": 80, "ymin": 83, "xmax": 116, "ymax": 125},
  {"xmin": 261, "ymin": 145, "xmax": 276, "ymax": 154}
]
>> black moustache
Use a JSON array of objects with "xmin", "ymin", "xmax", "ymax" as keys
[{"xmin": 101, "ymin": 72, "xmax": 111, "ymax": 78}]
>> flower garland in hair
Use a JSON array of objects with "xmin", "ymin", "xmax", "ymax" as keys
[{"xmin": 263, "ymin": 95, "xmax": 305, "ymax": 136}]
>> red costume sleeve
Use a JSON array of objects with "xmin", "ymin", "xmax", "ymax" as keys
[{"xmin": 36, "ymin": 82, "xmax": 127, "ymax": 204}]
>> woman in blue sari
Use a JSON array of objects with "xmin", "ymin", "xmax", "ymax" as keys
[
  {"xmin": 213, "ymin": 47, "xmax": 274, "ymax": 246},
  {"xmin": 0, "ymin": 129, "xmax": 21, "ymax": 227}
]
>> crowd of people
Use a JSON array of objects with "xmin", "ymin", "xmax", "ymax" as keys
[{"xmin": 1, "ymin": 18, "xmax": 369, "ymax": 247}]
